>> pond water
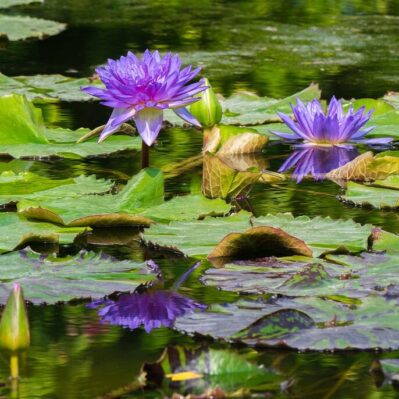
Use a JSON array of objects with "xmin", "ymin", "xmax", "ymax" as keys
[{"xmin": 1, "ymin": 1, "xmax": 399, "ymax": 398}]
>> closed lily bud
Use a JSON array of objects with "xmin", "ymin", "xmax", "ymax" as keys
[
  {"xmin": 189, "ymin": 78, "xmax": 222, "ymax": 128},
  {"xmin": 0, "ymin": 284, "xmax": 30, "ymax": 353}
]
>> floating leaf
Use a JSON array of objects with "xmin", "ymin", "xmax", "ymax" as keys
[
  {"xmin": 0, "ymin": 251, "xmax": 158, "ymax": 304},
  {"xmin": 143, "ymin": 213, "xmax": 371, "ymax": 258},
  {"xmin": 0, "ymin": 213, "xmax": 86, "ymax": 254},
  {"xmin": 208, "ymin": 226, "xmax": 313, "ymax": 261},
  {"xmin": 340, "ymin": 180, "xmax": 399, "ymax": 209},
  {"xmin": 0, "ymin": 172, "xmax": 112, "ymax": 206},
  {"xmin": 18, "ymin": 169, "xmax": 230, "ymax": 227},
  {"xmin": 0, "ymin": 74, "xmax": 103, "ymax": 102},
  {"xmin": 0, "ymin": 95, "xmax": 140, "ymax": 159},
  {"xmin": 0, "ymin": 15, "xmax": 65, "ymax": 41}
]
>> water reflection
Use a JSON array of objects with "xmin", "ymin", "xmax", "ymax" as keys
[
  {"xmin": 279, "ymin": 145, "xmax": 359, "ymax": 182},
  {"xmin": 89, "ymin": 290, "xmax": 206, "ymax": 333}
]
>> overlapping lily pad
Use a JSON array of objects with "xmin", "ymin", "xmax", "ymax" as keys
[
  {"xmin": 0, "ymin": 73, "xmax": 103, "ymax": 102},
  {"xmin": 18, "ymin": 168, "xmax": 230, "ymax": 227},
  {"xmin": 0, "ymin": 212, "xmax": 87, "ymax": 254},
  {"xmin": 0, "ymin": 172, "xmax": 112, "ymax": 206},
  {"xmin": 0, "ymin": 94, "xmax": 140, "ymax": 158},
  {"xmin": 0, "ymin": 15, "xmax": 65, "ymax": 41},
  {"xmin": 0, "ymin": 250, "xmax": 158, "ymax": 304},
  {"xmin": 0, "ymin": 0, "xmax": 42, "ymax": 8},
  {"xmin": 143, "ymin": 213, "xmax": 372, "ymax": 258}
]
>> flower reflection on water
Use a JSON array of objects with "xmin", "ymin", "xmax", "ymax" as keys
[
  {"xmin": 88, "ymin": 290, "xmax": 206, "ymax": 333},
  {"xmin": 279, "ymin": 145, "xmax": 360, "ymax": 182}
]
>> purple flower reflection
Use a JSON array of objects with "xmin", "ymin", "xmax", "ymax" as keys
[
  {"xmin": 279, "ymin": 145, "xmax": 359, "ymax": 182},
  {"xmin": 88, "ymin": 290, "xmax": 206, "ymax": 333},
  {"xmin": 271, "ymin": 97, "xmax": 392, "ymax": 146},
  {"xmin": 82, "ymin": 50, "xmax": 207, "ymax": 146}
]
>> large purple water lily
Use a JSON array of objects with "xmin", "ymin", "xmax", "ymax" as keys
[
  {"xmin": 82, "ymin": 50, "xmax": 207, "ymax": 146},
  {"xmin": 280, "ymin": 145, "xmax": 359, "ymax": 182},
  {"xmin": 88, "ymin": 290, "xmax": 206, "ymax": 333},
  {"xmin": 271, "ymin": 97, "xmax": 392, "ymax": 146}
]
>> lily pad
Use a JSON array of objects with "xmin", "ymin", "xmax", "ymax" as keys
[
  {"xmin": 0, "ymin": 15, "xmax": 66, "ymax": 41},
  {"xmin": 0, "ymin": 73, "xmax": 103, "ymax": 102},
  {"xmin": 143, "ymin": 213, "xmax": 372, "ymax": 258},
  {"xmin": 0, "ymin": 94, "xmax": 140, "ymax": 158},
  {"xmin": 0, "ymin": 172, "xmax": 112, "ymax": 206},
  {"xmin": 340, "ymin": 180, "xmax": 399, "ymax": 209},
  {"xmin": 0, "ymin": 212, "xmax": 87, "ymax": 254},
  {"xmin": 0, "ymin": 250, "xmax": 158, "ymax": 304},
  {"xmin": 18, "ymin": 169, "xmax": 231, "ymax": 227}
]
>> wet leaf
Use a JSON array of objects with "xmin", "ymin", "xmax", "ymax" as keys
[
  {"xmin": 0, "ymin": 15, "xmax": 65, "ymax": 41},
  {"xmin": 208, "ymin": 226, "xmax": 313, "ymax": 261},
  {"xmin": 0, "ymin": 251, "xmax": 158, "ymax": 304},
  {"xmin": 0, "ymin": 73, "xmax": 103, "ymax": 102},
  {"xmin": 0, "ymin": 172, "xmax": 112, "ymax": 206}
]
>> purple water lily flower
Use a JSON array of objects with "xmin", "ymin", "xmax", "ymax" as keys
[
  {"xmin": 280, "ymin": 145, "xmax": 359, "ymax": 182},
  {"xmin": 271, "ymin": 97, "xmax": 392, "ymax": 146},
  {"xmin": 82, "ymin": 50, "xmax": 207, "ymax": 146},
  {"xmin": 88, "ymin": 290, "xmax": 206, "ymax": 333}
]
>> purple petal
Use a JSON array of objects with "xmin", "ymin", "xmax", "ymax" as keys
[
  {"xmin": 173, "ymin": 107, "xmax": 201, "ymax": 127},
  {"xmin": 353, "ymin": 137, "xmax": 393, "ymax": 145},
  {"xmin": 99, "ymin": 107, "xmax": 136, "ymax": 142},
  {"xmin": 134, "ymin": 107, "xmax": 164, "ymax": 146}
]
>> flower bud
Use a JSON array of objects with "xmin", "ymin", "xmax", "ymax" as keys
[
  {"xmin": 189, "ymin": 78, "xmax": 222, "ymax": 128},
  {"xmin": 0, "ymin": 284, "xmax": 30, "ymax": 353}
]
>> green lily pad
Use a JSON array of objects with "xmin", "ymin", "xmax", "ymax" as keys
[
  {"xmin": 0, "ymin": 73, "xmax": 103, "ymax": 102},
  {"xmin": 0, "ymin": 213, "xmax": 87, "ymax": 254},
  {"xmin": 144, "ymin": 213, "xmax": 371, "ymax": 258},
  {"xmin": 0, "ymin": 15, "xmax": 66, "ymax": 41},
  {"xmin": 18, "ymin": 169, "xmax": 230, "ymax": 227},
  {"xmin": 0, "ymin": 250, "xmax": 158, "ymax": 304},
  {"xmin": 0, "ymin": 172, "xmax": 112, "ymax": 206},
  {"xmin": 0, "ymin": 94, "xmax": 140, "ymax": 158},
  {"xmin": 341, "ymin": 179, "xmax": 399, "ymax": 209}
]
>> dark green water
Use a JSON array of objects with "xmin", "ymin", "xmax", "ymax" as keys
[{"xmin": 1, "ymin": 1, "xmax": 399, "ymax": 398}]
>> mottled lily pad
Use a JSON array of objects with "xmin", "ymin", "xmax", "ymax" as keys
[
  {"xmin": 0, "ymin": 15, "xmax": 65, "ymax": 41},
  {"xmin": 0, "ymin": 250, "xmax": 158, "ymax": 304}
]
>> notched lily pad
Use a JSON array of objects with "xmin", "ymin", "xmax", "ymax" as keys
[{"xmin": 208, "ymin": 226, "xmax": 313, "ymax": 263}]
